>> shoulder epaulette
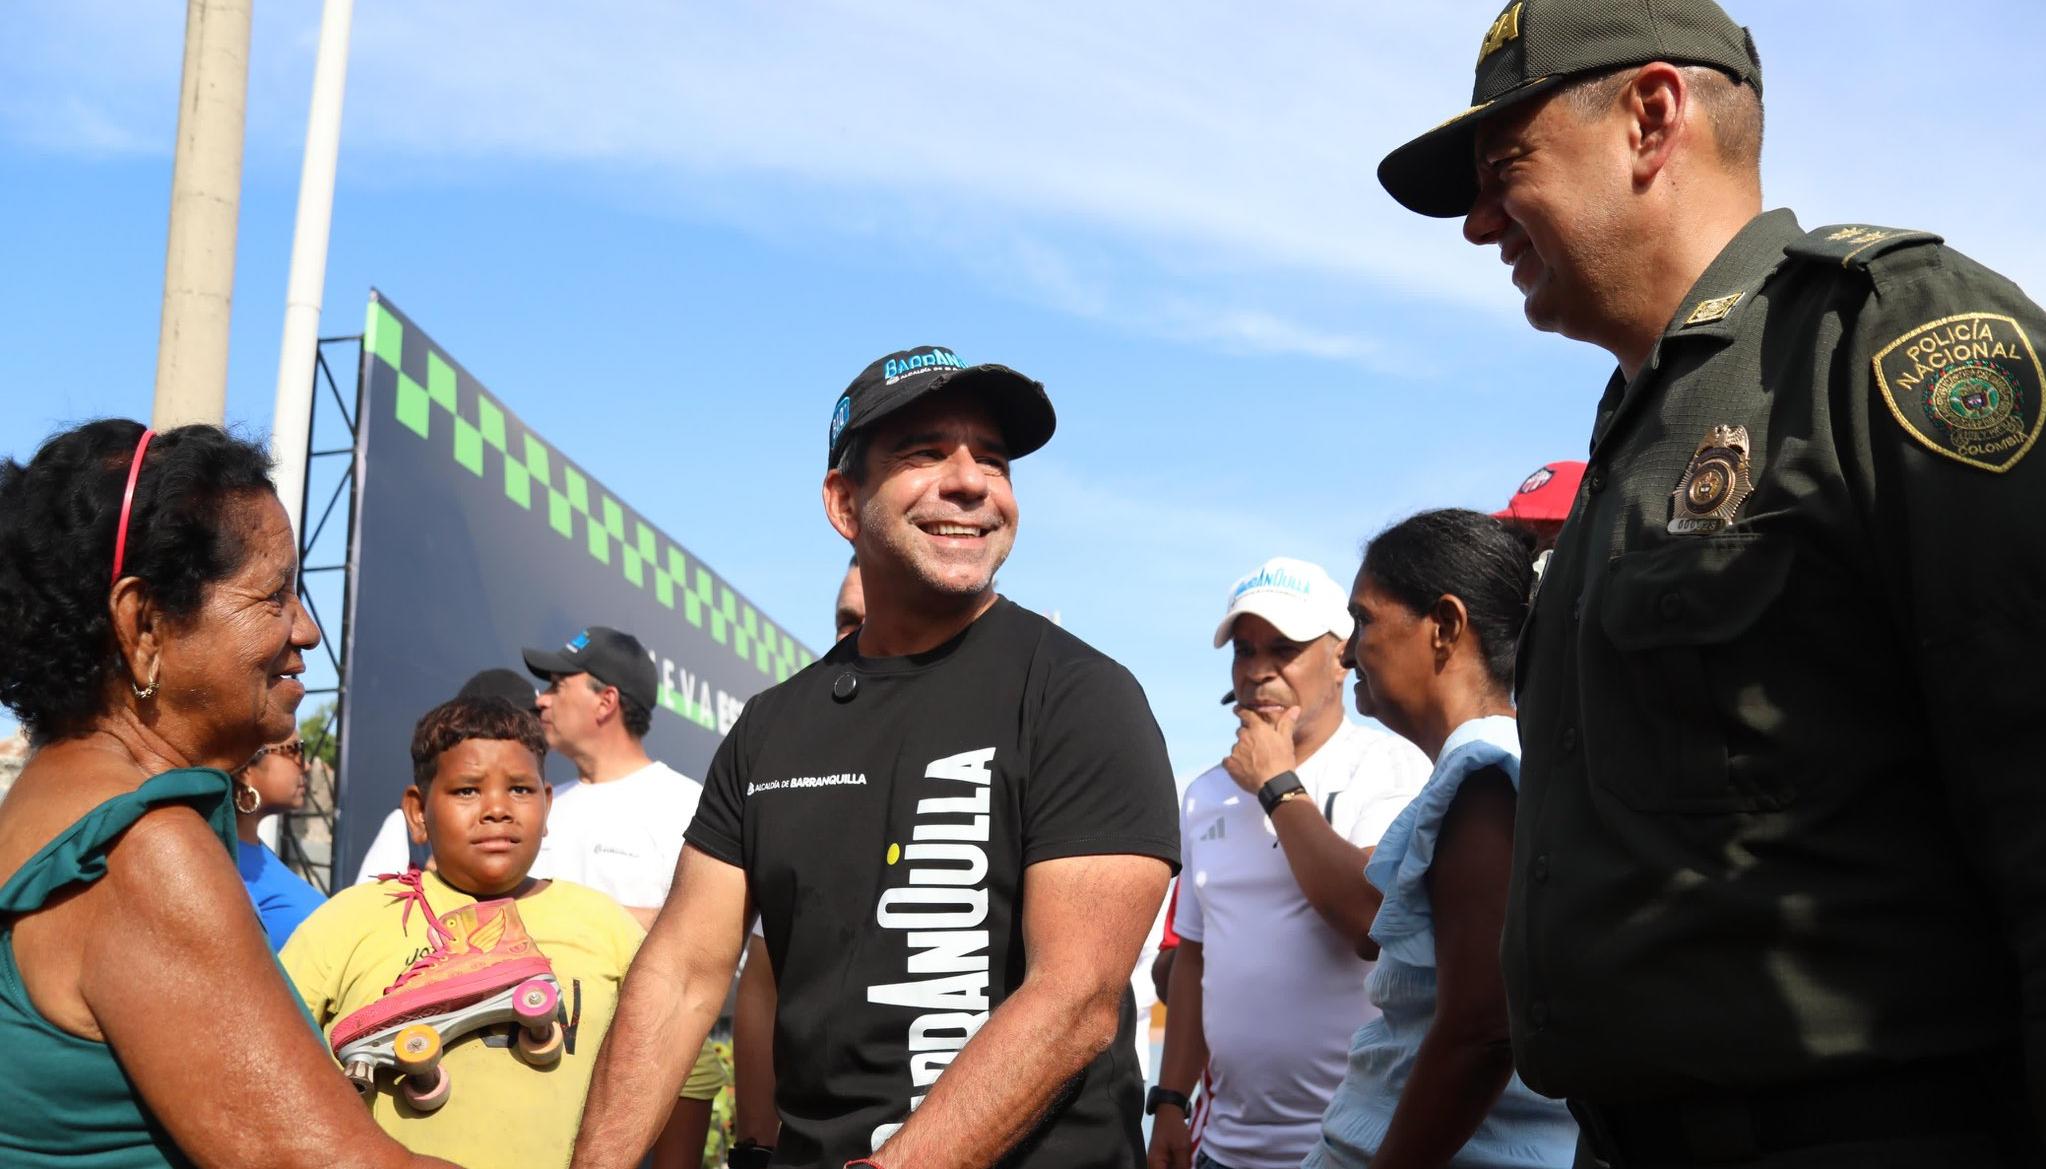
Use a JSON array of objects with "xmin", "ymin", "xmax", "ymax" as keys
[{"xmin": 1784, "ymin": 224, "xmax": 1943, "ymax": 270}]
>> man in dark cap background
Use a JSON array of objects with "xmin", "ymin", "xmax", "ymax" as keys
[
  {"xmin": 1380, "ymin": 0, "xmax": 2046, "ymax": 1164},
  {"xmin": 524, "ymin": 624, "xmax": 701, "ymax": 933},
  {"xmin": 571, "ymin": 346, "xmax": 1180, "ymax": 1169},
  {"xmin": 522, "ymin": 625, "xmax": 720, "ymax": 1168}
]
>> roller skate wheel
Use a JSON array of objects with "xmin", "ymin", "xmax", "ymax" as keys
[
  {"xmin": 400, "ymin": 1065, "xmax": 451, "ymax": 1112},
  {"xmin": 513, "ymin": 978, "xmax": 559, "ymax": 1024},
  {"xmin": 343, "ymin": 1059, "xmax": 376, "ymax": 1099},
  {"xmin": 393, "ymin": 1024, "xmax": 444, "ymax": 1076},
  {"xmin": 515, "ymin": 1019, "xmax": 565, "ymax": 1066}
]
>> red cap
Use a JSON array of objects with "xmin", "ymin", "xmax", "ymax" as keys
[{"xmin": 1493, "ymin": 460, "xmax": 1586, "ymax": 523}]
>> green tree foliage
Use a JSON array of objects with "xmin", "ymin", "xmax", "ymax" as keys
[{"xmin": 300, "ymin": 702, "xmax": 339, "ymax": 769}]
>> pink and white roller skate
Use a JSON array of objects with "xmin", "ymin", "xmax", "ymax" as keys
[{"xmin": 331, "ymin": 870, "xmax": 564, "ymax": 1112}]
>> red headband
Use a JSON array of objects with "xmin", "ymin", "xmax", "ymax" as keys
[{"xmin": 110, "ymin": 428, "xmax": 155, "ymax": 586}]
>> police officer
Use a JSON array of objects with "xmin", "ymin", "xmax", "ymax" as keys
[{"xmin": 1377, "ymin": 0, "xmax": 2046, "ymax": 1164}]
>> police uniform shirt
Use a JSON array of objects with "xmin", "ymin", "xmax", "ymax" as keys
[
  {"xmin": 1505, "ymin": 208, "xmax": 2046, "ymax": 1123},
  {"xmin": 686, "ymin": 597, "xmax": 1182, "ymax": 1167}
]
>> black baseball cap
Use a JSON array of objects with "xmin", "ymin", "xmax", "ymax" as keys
[
  {"xmin": 457, "ymin": 667, "xmax": 540, "ymax": 714},
  {"xmin": 826, "ymin": 345, "xmax": 1056, "ymax": 470},
  {"xmin": 521, "ymin": 626, "xmax": 659, "ymax": 713},
  {"xmin": 1378, "ymin": 0, "xmax": 1762, "ymax": 218}
]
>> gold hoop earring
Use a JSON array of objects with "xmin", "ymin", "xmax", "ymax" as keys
[
  {"xmin": 234, "ymin": 782, "xmax": 262, "ymax": 815},
  {"xmin": 131, "ymin": 661, "xmax": 160, "ymax": 700}
]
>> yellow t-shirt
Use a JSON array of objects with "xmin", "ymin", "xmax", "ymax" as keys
[{"xmin": 281, "ymin": 872, "xmax": 721, "ymax": 1169}]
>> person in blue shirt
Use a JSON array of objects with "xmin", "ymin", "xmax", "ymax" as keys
[
  {"xmin": 233, "ymin": 735, "xmax": 326, "ymax": 950},
  {"xmin": 1303, "ymin": 510, "xmax": 1575, "ymax": 1169}
]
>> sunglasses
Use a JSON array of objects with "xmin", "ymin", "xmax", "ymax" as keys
[{"xmin": 252, "ymin": 741, "xmax": 306, "ymax": 764}]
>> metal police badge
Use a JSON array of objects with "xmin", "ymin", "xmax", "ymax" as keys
[
  {"xmin": 1872, "ymin": 312, "xmax": 2043, "ymax": 472},
  {"xmin": 1669, "ymin": 425, "xmax": 1755, "ymax": 535}
]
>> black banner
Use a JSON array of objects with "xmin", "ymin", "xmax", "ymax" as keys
[{"xmin": 335, "ymin": 291, "xmax": 814, "ymax": 881}]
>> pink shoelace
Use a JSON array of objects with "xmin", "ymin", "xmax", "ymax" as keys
[{"xmin": 375, "ymin": 868, "xmax": 456, "ymax": 994}]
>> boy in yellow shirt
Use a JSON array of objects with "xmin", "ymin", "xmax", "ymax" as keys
[{"xmin": 282, "ymin": 697, "xmax": 721, "ymax": 1168}]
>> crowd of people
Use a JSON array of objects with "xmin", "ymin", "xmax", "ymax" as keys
[{"xmin": 2, "ymin": 0, "xmax": 2044, "ymax": 1166}]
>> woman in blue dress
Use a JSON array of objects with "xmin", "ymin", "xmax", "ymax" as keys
[
  {"xmin": 1303, "ymin": 509, "xmax": 1576, "ymax": 1169},
  {"xmin": 233, "ymin": 736, "xmax": 326, "ymax": 950}
]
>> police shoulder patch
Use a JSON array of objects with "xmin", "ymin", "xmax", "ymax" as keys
[
  {"xmin": 1872, "ymin": 312, "xmax": 2044, "ymax": 472},
  {"xmin": 1785, "ymin": 224, "xmax": 1942, "ymax": 270}
]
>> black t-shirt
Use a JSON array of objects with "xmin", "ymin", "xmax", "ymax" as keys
[{"xmin": 687, "ymin": 598, "xmax": 1180, "ymax": 1168}]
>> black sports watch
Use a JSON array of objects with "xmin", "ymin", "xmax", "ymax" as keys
[
  {"xmin": 1145, "ymin": 1086, "xmax": 1191, "ymax": 1116},
  {"xmin": 1257, "ymin": 770, "xmax": 1308, "ymax": 816},
  {"xmin": 728, "ymin": 1140, "xmax": 774, "ymax": 1169}
]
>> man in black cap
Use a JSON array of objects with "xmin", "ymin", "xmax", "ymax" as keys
[
  {"xmin": 523, "ymin": 625, "xmax": 702, "ymax": 933},
  {"xmin": 572, "ymin": 348, "xmax": 1180, "ymax": 1169},
  {"xmin": 1380, "ymin": 1, "xmax": 2046, "ymax": 1164}
]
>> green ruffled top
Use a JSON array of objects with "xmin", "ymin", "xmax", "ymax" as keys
[{"xmin": 0, "ymin": 767, "xmax": 237, "ymax": 1169}]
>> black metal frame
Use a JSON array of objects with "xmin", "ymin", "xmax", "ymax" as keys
[{"xmin": 276, "ymin": 334, "xmax": 364, "ymax": 892}]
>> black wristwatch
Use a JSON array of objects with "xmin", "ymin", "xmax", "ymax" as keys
[
  {"xmin": 1256, "ymin": 770, "xmax": 1308, "ymax": 816},
  {"xmin": 728, "ymin": 1139, "xmax": 774, "ymax": 1169},
  {"xmin": 1145, "ymin": 1086, "xmax": 1191, "ymax": 1116}
]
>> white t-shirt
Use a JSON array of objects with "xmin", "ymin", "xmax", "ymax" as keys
[
  {"xmin": 1173, "ymin": 719, "xmax": 1431, "ymax": 1169},
  {"xmin": 352, "ymin": 807, "xmax": 415, "ymax": 885},
  {"xmin": 531, "ymin": 760, "xmax": 703, "ymax": 910}
]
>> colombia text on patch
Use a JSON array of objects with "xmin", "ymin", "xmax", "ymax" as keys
[{"xmin": 1873, "ymin": 312, "xmax": 2044, "ymax": 472}]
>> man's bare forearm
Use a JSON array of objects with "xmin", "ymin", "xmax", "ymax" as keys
[
  {"xmin": 1367, "ymin": 1027, "xmax": 1515, "ymax": 1169},
  {"xmin": 872, "ymin": 972, "xmax": 1126, "ymax": 1169},
  {"xmin": 1268, "ymin": 799, "xmax": 1381, "ymax": 953},
  {"xmin": 1154, "ymin": 939, "xmax": 1207, "ymax": 1096},
  {"xmin": 733, "ymin": 934, "xmax": 780, "ymax": 1145},
  {"xmin": 573, "ymin": 847, "xmax": 751, "ymax": 1169},
  {"xmin": 650, "ymin": 1097, "xmax": 714, "ymax": 1169},
  {"xmin": 570, "ymin": 953, "xmax": 720, "ymax": 1169}
]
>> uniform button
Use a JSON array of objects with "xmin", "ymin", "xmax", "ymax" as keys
[
  {"xmin": 1658, "ymin": 591, "xmax": 1686, "ymax": 620},
  {"xmin": 1560, "ymin": 727, "xmax": 1578, "ymax": 754},
  {"xmin": 1530, "ymin": 1000, "xmax": 1550, "ymax": 1027},
  {"xmin": 1532, "ymin": 854, "xmax": 1550, "ymax": 883},
  {"xmin": 1587, "ymin": 469, "xmax": 1606, "ymax": 494}
]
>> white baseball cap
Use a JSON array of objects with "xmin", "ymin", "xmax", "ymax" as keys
[{"xmin": 1212, "ymin": 556, "xmax": 1355, "ymax": 649}]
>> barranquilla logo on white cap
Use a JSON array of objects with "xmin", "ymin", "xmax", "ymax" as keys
[
  {"xmin": 1231, "ymin": 560, "xmax": 1320, "ymax": 601},
  {"xmin": 1214, "ymin": 556, "xmax": 1354, "ymax": 647}
]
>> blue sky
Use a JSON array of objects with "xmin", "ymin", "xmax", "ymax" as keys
[{"xmin": 5, "ymin": 0, "xmax": 2044, "ymax": 780}]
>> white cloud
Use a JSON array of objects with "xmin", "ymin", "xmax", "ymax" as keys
[
  {"xmin": 331, "ymin": 2, "xmax": 1502, "ymax": 296},
  {"xmin": 1171, "ymin": 305, "xmax": 1382, "ymax": 365},
  {"xmin": 8, "ymin": 1, "xmax": 2046, "ymax": 355},
  {"xmin": 326, "ymin": 0, "xmax": 2046, "ymax": 304},
  {"xmin": 0, "ymin": 93, "xmax": 160, "ymax": 157}
]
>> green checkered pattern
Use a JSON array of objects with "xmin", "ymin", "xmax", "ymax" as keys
[{"xmin": 364, "ymin": 298, "xmax": 815, "ymax": 728}]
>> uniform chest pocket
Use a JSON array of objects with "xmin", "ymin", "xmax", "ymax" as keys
[{"xmin": 1595, "ymin": 535, "xmax": 1795, "ymax": 813}]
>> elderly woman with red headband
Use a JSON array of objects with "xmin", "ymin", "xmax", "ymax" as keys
[{"xmin": 0, "ymin": 420, "xmax": 457, "ymax": 1169}]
